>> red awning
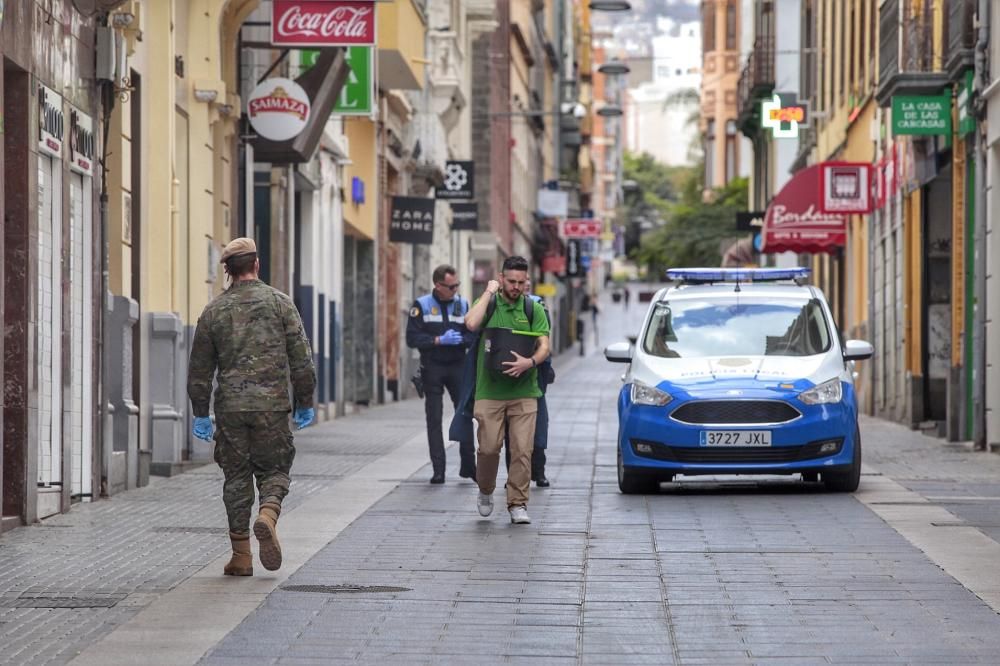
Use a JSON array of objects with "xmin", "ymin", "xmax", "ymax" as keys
[{"xmin": 760, "ymin": 164, "xmax": 848, "ymax": 254}]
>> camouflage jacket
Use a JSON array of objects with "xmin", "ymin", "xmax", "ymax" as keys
[{"xmin": 187, "ymin": 279, "xmax": 316, "ymax": 416}]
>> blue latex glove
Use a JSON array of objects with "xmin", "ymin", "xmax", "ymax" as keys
[
  {"xmin": 439, "ymin": 329, "xmax": 463, "ymax": 346},
  {"xmin": 293, "ymin": 407, "xmax": 315, "ymax": 430},
  {"xmin": 193, "ymin": 416, "xmax": 214, "ymax": 441}
]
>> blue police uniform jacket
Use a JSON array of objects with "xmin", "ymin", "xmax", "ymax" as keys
[{"xmin": 405, "ymin": 293, "xmax": 474, "ymax": 364}]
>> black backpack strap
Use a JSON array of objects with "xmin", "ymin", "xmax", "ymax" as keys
[
  {"xmin": 485, "ymin": 294, "xmax": 497, "ymax": 326},
  {"xmin": 485, "ymin": 294, "xmax": 535, "ymax": 327}
]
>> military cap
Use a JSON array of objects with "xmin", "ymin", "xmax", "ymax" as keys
[{"xmin": 220, "ymin": 237, "xmax": 257, "ymax": 263}]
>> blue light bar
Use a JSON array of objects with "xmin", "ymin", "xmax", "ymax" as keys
[{"xmin": 666, "ymin": 268, "xmax": 811, "ymax": 283}]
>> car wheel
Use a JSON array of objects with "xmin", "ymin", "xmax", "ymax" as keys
[
  {"xmin": 823, "ymin": 428, "xmax": 861, "ymax": 493},
  {"xmin": 617, "ymin": 445, "xmax": 659, "ymax": 494}
]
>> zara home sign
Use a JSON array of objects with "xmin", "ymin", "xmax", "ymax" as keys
[{"xmin": 272, "ymin": 0, "xmax": 376, "ymax": 47}]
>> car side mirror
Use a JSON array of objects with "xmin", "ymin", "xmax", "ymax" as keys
[
  {"xmin": 605, "ymin": 341, "xmax": 632, "ymax": 363},
  {"xmin": 843, "ymin": 339, "xmax": 873, "ymax": 361}
]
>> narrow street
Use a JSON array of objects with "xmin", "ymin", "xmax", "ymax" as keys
[{"xmin": 1, "ymin": 296, "xmax": 999, "ymax": 664}]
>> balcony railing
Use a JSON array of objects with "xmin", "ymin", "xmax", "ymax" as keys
[
  {"xmin": 876, "ymin": 0, "xmax": 949, "ymax": 105},
  {"xmin": 735, "ymin": 37, "xmax": 775, "ymax": 135},
  {"xmin": 946, "ymin": 0, "xmax": 976, "ymax": 79}
]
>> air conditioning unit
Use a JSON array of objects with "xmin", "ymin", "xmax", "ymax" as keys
[{"xmin": 96, "ymin": 26, "xmax": 116, "ymax": 82}]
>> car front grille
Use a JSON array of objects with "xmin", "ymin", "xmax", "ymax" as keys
[
  {"xmin": 630, "ymin": 438, "xmax": 843, "ymax": 464},
  {"xmin": 670, "ymin": 400, "xmax": 801, "ymax": 425}
]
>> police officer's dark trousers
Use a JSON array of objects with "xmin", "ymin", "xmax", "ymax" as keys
[{"xmin": 423, "ymin": 361, "xmax": 475, "ymax": 475}]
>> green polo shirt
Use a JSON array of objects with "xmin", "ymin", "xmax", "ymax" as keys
[{"xmin": 475, "ymin": 295, "xmax": 550, "ymax": 401}]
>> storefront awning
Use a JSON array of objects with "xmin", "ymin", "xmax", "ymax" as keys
[{"xmin": 761, "ymin": 164, "xmax": 847, "ymax": 254}]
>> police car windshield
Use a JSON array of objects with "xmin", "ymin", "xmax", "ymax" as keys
[{"xmin": 642, "ymin": 297, "xmax": 832, "ymax": 358}]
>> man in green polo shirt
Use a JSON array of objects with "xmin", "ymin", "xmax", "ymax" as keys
[{"xmin": 465, "ymin": 256, "xmax": 550, "ymax": 524}]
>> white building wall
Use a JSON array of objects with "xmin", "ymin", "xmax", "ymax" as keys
[
  {"xmin": 772, "ymin": 0, "xmax": 801, "ymax": 194},
  {"xmin": 624, "ymin": 20, "xmax": 701, "ymax": 166}
]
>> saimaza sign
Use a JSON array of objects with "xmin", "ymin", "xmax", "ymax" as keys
[
  {"xmin": 247, "ymin": 78, "xmax": 311, "ymax": 141},
  {"xmin": 272, "ymin": 1, "xmax": 376, "ymax": 47}
]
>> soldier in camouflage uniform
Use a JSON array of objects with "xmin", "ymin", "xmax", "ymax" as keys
[{"xmin": 188, "ymin": 238, "xmax": 316, "ymax": 576}]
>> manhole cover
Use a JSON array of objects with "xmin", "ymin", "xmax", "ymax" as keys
[
  {"xmin": 153, "ymin": 526, "xmax": 229, "ymax": 534},
  {"xmin": 0, "ymin": 595, "xmax": 126, "ymax": 608},
  {"xmin": 280, "ymin": 584, "xmax": 411, "ymax": 594}
]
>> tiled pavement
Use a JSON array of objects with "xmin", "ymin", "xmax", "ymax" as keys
[
  {"xmin": 202, "ymin": 336, "xmax": 1000, "ymax": 664},
  {"xmin": 0, "ymin": 400, "xmax": 428, "ymax": 665},
  {"xmin": 6, "ymin": 292, "xmax": 1000, "ymax": 664}
]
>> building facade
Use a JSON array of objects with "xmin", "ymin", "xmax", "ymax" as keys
[
  {"xmin": 1, "ymin": 0, "xmax": 108, "ymax": 529},
  {"xmin": 700, "ymin": 0, "xmax": 747, "ymax": 190}
]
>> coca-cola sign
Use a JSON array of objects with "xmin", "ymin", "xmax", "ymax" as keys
[{"xmin": 272, "ymin": 1, "xmax": 376, "ymax": 47}]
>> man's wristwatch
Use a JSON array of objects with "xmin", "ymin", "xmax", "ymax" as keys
[{"xmin": 531, "ymin": 358, "xmax": 537, "ymax": 368}]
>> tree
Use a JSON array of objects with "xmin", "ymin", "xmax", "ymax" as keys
[
  {"xmin": 623, "ymin": 152, "xmax": 748, "ymax": 276},
  {"xmin": 620, "ymin": 152, "xmax": 685, "ymax": 256}
]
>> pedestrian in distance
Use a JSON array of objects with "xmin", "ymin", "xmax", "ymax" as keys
[
  {"xmin": 589, "ymin": 291, "xmax": 600, "ymax": 344},
  {"xmin": 504, "ymin": 278, "xmax": 555, "ymax": 487},
  {"xmin": 406, "ymin": 264, "xmax": 477, "ymax": 484},
  {"xmin": 623, "ymin": 285, "xmax": 630, "ymax": 310},
  {"xmin": 578, "ymin": 292, "xmax": 592, "ymax": 357},
  {"xmin": 465, "ymin": 256, "xmax": 551, "ymax": 525},
  {"xmin": 188, "ymin": 237, "xmax": 317, "ymax": 577}
]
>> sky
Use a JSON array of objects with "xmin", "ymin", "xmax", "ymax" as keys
[{"xmin": 591, "ymin": 0, "xmax": 700, "ymax": 31}]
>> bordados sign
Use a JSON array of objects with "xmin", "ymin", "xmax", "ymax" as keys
[
  {"xmin": 247, "ymin": 78, "xmax": 311, "ymax": 141},
  {"xmin": 272, "ymin": 0, "xmax": 376, "ymax": 47}
]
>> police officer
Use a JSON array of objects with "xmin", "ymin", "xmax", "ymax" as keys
[
  {"xmin": 406, "ymin": 264, "xmax": 476, "ymax": 484},
  {"xmin": 188, "ymin": 238, "xmax": 316, "ymax": 576}
]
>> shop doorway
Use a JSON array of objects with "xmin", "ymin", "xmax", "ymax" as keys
[
  {"xmin": 921, "ymin": 165, "xmax": 952, "ymax": 424},
  {"xmin": 2, "ymin": 61, "xmax": 29, "ymax": 528}
]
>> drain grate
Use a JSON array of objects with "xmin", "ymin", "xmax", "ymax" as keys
[
  {"xmin": 0, "ymin": 594, "xmax": 127, "ymax": 609},
  {"xmin": 280, "ymin": 584, "xmax": 411, "ymax": 594},
  {"xmin": 153, "ymin": 526, "xmax": 229, "ymax": 534}
]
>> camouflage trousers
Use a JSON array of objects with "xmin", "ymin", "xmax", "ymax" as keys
[{"xmin": 214, "ymin": 411, "xmax": 296, "ymax": 535}]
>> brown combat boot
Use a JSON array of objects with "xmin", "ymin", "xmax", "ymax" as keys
[
  {"xmin": 253, "ymin": 502, "xmax": 282, "ymax": 571},
  {"xmin": 224, "ymin": 532, "xmax": 253, "ymax": 576}
]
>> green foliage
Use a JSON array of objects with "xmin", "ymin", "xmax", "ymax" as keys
[{"xmin": 621, "ymin": 152, "xmax": 749, "ymax": 276}]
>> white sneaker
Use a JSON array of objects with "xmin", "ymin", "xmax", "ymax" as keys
[
  {"xmin": 477, "ymin": 492, "xmax": 494, "ymax": 517},
  {"xmin": 509, "ymin": 506, "xmax": 531, "ymax": 524}
]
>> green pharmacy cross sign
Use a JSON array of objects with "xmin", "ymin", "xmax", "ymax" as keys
[
  {"xmin": 892, "ymin": 94, "xmax": 952, "ymax": 136},
  {"xmin": 302, "ymin": 46, "xmax": 373, "ymax": 116}
]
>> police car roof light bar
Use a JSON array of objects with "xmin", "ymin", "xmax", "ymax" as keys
[{"xmin": 665, "ymin": 268, "xmax": 811, "ymax": 284}]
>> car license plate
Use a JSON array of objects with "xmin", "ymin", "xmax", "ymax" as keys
[{"xmin": 700, "ymin": 430, "xmax": 771, "ymax": 447}]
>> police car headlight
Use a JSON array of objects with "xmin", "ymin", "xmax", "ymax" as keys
[
  {"xmin": 798, "ymin": 378, "xmax": 843, "ymax": 405},
  {"xmin": 630, "ymin": 380, "xmax": 673, "ymax": 407}
]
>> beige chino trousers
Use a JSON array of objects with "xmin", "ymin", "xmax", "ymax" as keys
[{"xmin": 474, "ymin": 398, "xmax": 537, "ymax": 509}]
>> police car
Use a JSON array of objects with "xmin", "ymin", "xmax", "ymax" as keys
[{"xmin": 605, "ymin": 268, "xmax": 872, "ymax": 494}]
